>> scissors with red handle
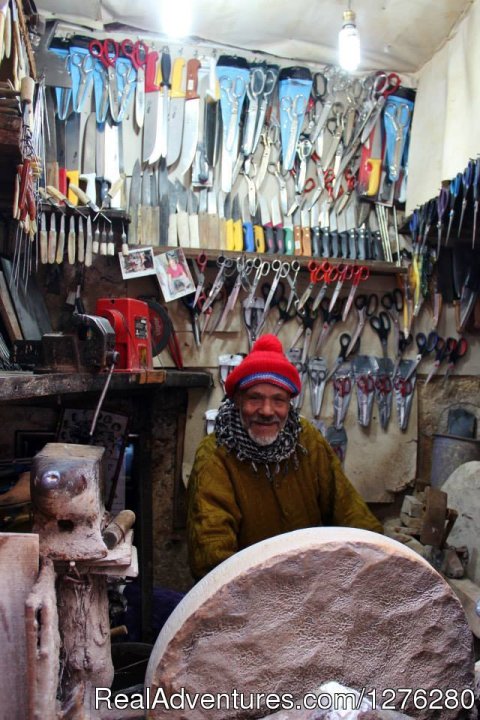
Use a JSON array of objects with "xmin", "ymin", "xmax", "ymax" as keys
[
  {"xmin": 89, "ymin": 38, "xmax": 120, "ymax": 121},
  {"xmin": 342, "ymin": 265, "xmax": 370, "ymax": 321},
  {"xmin": 443, "ymin": 337, "xmax": 468, "ymax": 383},
  {"xmin": 192, "ymin": 252, "xmax": 208, "ymax": 308},
  {"xmin": 121, "ymin": 39, "xmax": 148, "ymax": 70},
  {"xmin": 296, "ymin": 259, "xmax": 323, "ymax": 311},
  {"xmin": 328, "ymin": 263, "xmax": 353, "ymax": 311}
]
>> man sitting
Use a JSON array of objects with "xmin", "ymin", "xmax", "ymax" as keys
[{"xmin": 187, "ymin": 334, "xmax": 383, "ymax": 580}]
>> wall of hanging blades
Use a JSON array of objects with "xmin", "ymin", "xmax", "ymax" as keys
[{"xmin": 3, "ymin": 18, "xmax": 478, "ymax": 504}]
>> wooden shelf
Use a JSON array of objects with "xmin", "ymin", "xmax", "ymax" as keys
[
  {"xmin": 0, "ymin": 368, "xmax": 212, "ymax": 402},
  {"xmin": 177, "ymin": 247, "xmax": 407, "ymax": 276}
]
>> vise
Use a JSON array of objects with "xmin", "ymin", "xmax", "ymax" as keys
[{"xmin": 31, "ymin": 443, "xmax": 108, "ymax": 561}]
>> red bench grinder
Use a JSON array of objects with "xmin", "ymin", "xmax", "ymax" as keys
[{"xmin": 96, "ymin": 297, "xmax": 153, "ymax": 371}]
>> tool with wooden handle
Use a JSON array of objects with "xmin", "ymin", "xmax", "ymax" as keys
[
  {"xmin": 47, "ymin": 213, "xmax": 56, "ymax": 264},
  {"xmin": 55, "ymin": 214, "xmax": 65, "ymax": 263},
  {"xmin": 77, "ymin": 217, "xmax": 85, "ymax": 264},
  {"xmin": 85, "ymin": 216, "xmax": 93, "ymax": 267},
  {"xmin": 67, "ymin": 215, "xmax": 76, "ymax": 264},
  {"xmin": 39, "ymin": 212, "xmax": 48, "ymax": 264}
]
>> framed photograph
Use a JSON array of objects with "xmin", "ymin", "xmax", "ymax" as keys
[
  {"xmin": 155, "ymin": 248, "xmax": 196, "ymax": 302},
  {"xmin": 118, "ymin": 246, "xmax": 156, "ymax": 280}
]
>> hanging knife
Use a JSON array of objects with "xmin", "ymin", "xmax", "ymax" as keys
[
  {"xmin": 176, "ymin": 181, "xmax": 189, "ymax": 248},
  {"xmin": 166, "ymin": 56, "xmax": 186, "ymax": 167},
  {"xmin": 159, "ymin": 47, "xmax": 171, "ymax": 160},
  {"xmin": 176, "ymin": 58, "xmax": 201, "ymax": 177},
  {"xmin": 142, "ymin": 50, "xmax": 160, "ymax": 164},
  {"xmin": 80, "ymin": 112, "xmax": 97, "ymax": 201},
  {"xmin": 128, "ymin": 160, "xmax": 141, "ymax": 246},
  {"xmin": 65, "ymin": 112, "xmax": 80, "ymax": 205},
  {"xmin": 271, "ymin": 196, "xmax": 285, "ymax": 255}
]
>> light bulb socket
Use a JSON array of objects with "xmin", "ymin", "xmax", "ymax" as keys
[{"xmin": 342, "ymin": 9, "xmax": 356, "ymax": 25}]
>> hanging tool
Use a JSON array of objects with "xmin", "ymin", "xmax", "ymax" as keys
[
  {"xmin": 404, "ymin": 331, "xmax": 439, "ymax": 380},
  {"xmin": 369, "ymin": 311, "xmax": 391, "ymax": 358},
  {"xmin": 457, "ymin": 161, "xmax": 474, "ymax": 239},
  {"xmin": 436, "ymin": 186, "xmax": 449, "ymax": 259},
  {"xmin": 424, "ymin": 336, "xmax": 455, "ymax": 384},
  {"xmin": 445, "ymin": 173, "xmax": 462, "ymax": 245},
  {"xmin": 443, "ymin": 337, "xmax": 468, "ymax": 383}
]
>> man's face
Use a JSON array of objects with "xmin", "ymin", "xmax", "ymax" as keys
[{"xmin": 235, "ymin": 383, "xmax": 291, "ymax": 446}]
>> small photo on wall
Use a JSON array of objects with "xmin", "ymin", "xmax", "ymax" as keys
[
  {"xmin": 118, "ymin": 247, "xmax": 156, "ymax": 279},
  {"xmin": 155, "ymin": 248, "xmax": 196, "ymax": 302}
]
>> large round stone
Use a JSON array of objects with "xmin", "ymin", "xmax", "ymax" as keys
[{"xmin": 145, "ymin": 528, "xmax": 474, "ymax": 719}]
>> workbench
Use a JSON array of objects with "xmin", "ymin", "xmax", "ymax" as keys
[{"xmin": 0, "ymin": 367, "xmax": 212, "ymax": 641}]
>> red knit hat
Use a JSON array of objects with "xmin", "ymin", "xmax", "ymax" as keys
[{"xmin": 224, "ymin": 335, "xmax": 301, "ymax": 398}]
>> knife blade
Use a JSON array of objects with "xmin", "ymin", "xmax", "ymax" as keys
[
  {"xmin": 260, "ymin": 196, "xmax": 275, "ymax": 254},
  {"xmin": 128, "ymin": 160, "xmax": 141, "ymax": 246},
  {"xmin": 176, "ymin": 58, "xmax": 201, "ymax": 177},
  {"xmin": 232, "ymin": 195, "xmax": 243, "ymax": 251},
  {"xmin": 45, "ymin": 89, "xmax": 58, "ymax": 190},
  {"xmin": 176, "ymin": 180, "xmax": 189, "ymax": 248},
  {"xmin": 271, "ymin": 196, "xmax": 285, "ymax": 255},
  {"xmin": 242, "ymin": 196, "xmax": 255, "ymax": 252},
  {"xmin": 301, "ymin": 208, "xmax": 312, "ymax": 257},
  {"xmin": 188, "ymin": 188, "xmax": 200, "ymax": 248},
  {"xmin": 65, "ymin": 112, "xmax": 80, "ymax": 206},
  {"xmin": 159, "ymin": 47, "xmax": 171, "ymax": 160},
  {"xmin": 166, "ymin": 56, "xmax": 185, "ymax": 167},
  {"xmin": 142, "ymin": 50, "xmax": 160, "ymax": 164},
  {"xmin": 167, "ymin": 180, "xmax": 178, "ymax": 247},
  {"xmin": 141, "ymin": 170, "xmax": 152, "ymax": 246},
  {"xmin": 80, "ymin": 112, "xmax": 96, "ymax": 201},
  {"xmin": 224, "ymin": 193, "xmax": 233, "ymax": 251}
]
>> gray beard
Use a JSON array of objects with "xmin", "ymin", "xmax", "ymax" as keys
[{"xmin": 246, "ymin": 427, "xmax": 280, "ymax": 446}]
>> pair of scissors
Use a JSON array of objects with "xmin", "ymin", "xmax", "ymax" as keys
[
  {"xmin": 404, "ymin": 331, "xmax": 439, "ymax": 380},
  {"xmin": 89, "ymin": 38, "xmax": 120, "ymax": 121},
  {"xmin": 381, "ymin": 288, "xmax": 404, "ymax": 352},
  {"xmin": 341, "ymin": 264, "xmax": 370, "ymax": 321},
  {"xmin": 384, "ymin": 101, "xmax": 411, "ymax": 181},
  {"xmin": 370, "ymin": 311, "xmax": 391, "ymax": 358},
  {"xmin": 273, "ymin": 293, "xmax": 297, "ymax": 336},
  {"xmin": 443, "ymin": 337, "xmax": 468, "ymax": 383},
  {"xmin": 261, "ymin": 260, "xmax": 290, "ymax": 322},
  {"xmin": 290, "ymin": 300, "xmax": 318, "ymax": 357},
  {"xmin": 192, "ymin": 252, "xmax": 208, "ymax": 308},
  {"xmin": 242, "ymin": 67, "xmax": 269, "ymax": 156},
  {"xmin": 244, "ymin": 257, "xmax": 270, "ymax": 309},
  {"xmin": 220, "ymin": 75, "xmax": 246, "ymax": 152},
  {"xmin": 281, "ymin": 94, "xmax": 308, "ymax": 171},
  {"xmin": 345, "ymin": 293, "xmax": 378, "ymax": 356},
  {"xmin": 296, "ymin": 260, "xmax": 324, "ymax": 312},
  {"xmin": 201, "ymin": 255, "xmax": 235, "ymax": 314},
  {"xmin": 182, "ymin": 292, "xmax": 207, "ymax": 347},
  {"xmin": 70, "ymin": 52, "xmax": 95, "ymax": 111},
  {"xmin": 424, "ymin": 336, "xmax": 456, "ymax": 385},
  {"xmin": 326, "ymin": 333, "xmax": 359, "ymax": 382},
  {"xmin": 315, "ymin": 296, "xmax": 344, "ymax": 352}
]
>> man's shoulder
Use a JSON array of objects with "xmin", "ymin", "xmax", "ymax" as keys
[{"xmin": 298, "ymin": 416, "xmax": 327, "ymax": 445}]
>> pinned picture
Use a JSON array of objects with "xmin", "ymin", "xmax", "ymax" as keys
[
  {"xmin": 118, "ymin": 246, "xmax": 156, "ymax": 279},
  {"xmin": 155, "ymin": 248, "xmax": 196, "ymax": 302}
]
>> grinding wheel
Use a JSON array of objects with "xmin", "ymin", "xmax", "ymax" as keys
[{"xmin": 145, "ymin": 528, "xmax": 474, "ymax": 720}]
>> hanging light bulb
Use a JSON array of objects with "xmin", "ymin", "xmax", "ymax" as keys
[{"xmin": 338, "ymin": 2, "xmax": 361, "ymax": 72}]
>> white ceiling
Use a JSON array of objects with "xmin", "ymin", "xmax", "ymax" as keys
[{"xmin": 36, "ymin": 0, "xmax": 473, "ymax": 74}]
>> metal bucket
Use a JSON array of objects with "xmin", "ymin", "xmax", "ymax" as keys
[{"xmin": 430, "ymin": 433, "xmax": 480, "ymax": 487}]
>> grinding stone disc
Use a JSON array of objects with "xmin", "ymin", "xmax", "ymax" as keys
[
  {"xmin": 145, "ymin": 528, "xmax": 474, "ymax": 720},
  {"xmin": 443, "ymin": 460, "xmax": 480, "ymax": 583}
]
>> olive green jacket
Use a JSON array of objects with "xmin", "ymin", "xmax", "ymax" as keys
[{"xmin": 187, "ymin": 418, "xmax": 383, "ymax": 580}]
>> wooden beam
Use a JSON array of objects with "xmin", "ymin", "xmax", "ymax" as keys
[{"xmin": 0, "ymin": 532, "xmax": 39, "ymax": 720}]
